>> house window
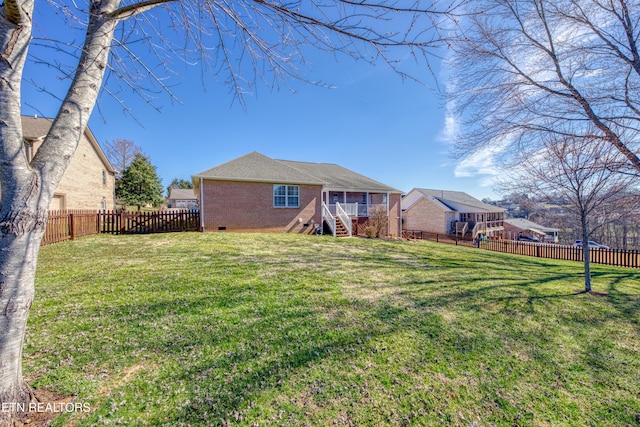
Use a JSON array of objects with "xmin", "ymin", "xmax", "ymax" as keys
[
  {"xmin": 332, "ymin": 193, "xmax": 338, "ymax": 203},
  {"xmin": 102, "ymin": 170, "xmax": 106, "ymax": 185},
  {"xmin": 382, "ymin": 194, "xmax": 387, "ymax": 204},
  {"xmin": 274, "ymin": 185, "xmax": 299, "ymax": 208},
  {"xmin": 362, "ymin": 194, "xmax": 367, "ymax": 204}
]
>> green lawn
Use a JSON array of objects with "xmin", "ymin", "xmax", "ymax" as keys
[{"xmin": 28, "ymin": 233, "xmax": 640, "ymax": 426}]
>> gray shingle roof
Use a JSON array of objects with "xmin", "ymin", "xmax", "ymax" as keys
[
  {"xmin": 169, "ymin": 188, "xmax": 197, "ymax": 200},
  {"xmin": 194, "ymin": 152, "xmax": 325, "ymax": 185},
  {"xmin": 504, "ymin": 218, "xmax": 560, "ymax": 232},
  {"xmin": 20, "ymin": 115, "xmax": 117, "ymax": 173},
  {"xmin": 414, "ymin": 188, "xmax": 504, "ymax": 212},
  {"xmin": 22, "ymin": 116, "xmax": 54, "ymax": 138},
  {"xmin": 279, "ymin": 160, "xmax": 401, "ymax": 193},
  {"xmin": 194, "ymin": 151, "xmax": 401, "ymax": 193}
]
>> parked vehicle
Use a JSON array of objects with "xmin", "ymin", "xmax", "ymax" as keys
[
  {"xmin": 574, "ymin": 240, "xmax": 609, "ymax": 249},
  {"xmin": 517, "ymin": 236, "xmax": 540, "ymax": 242}
]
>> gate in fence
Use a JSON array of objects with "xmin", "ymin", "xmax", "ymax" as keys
[{"xmin": 99, "ymin": 210, "xmax": 200, "ymax": 235}]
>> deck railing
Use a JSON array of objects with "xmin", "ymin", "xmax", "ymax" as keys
[
  {"xmin": 335, "ymin": 203, "xmax": 352, "ymax": 237},
  {"xmin": 472, "ymin": 222, "xmax": 486, "ymax": 239},
  {"xmin": 322, "ymin": 203, "xmax": 336, "ymax": 237},
  {"xmin": 327, "ymin": 203, "xmax": 387, "ymax": 217},
  {"xmin": 456, "ymin": 222, "xmax": 469, "ymax": 237}
]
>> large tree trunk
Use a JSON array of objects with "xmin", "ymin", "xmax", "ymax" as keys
[
  {"xmin": 0, "ymin": 0, "xmax": 40, "ymax": 421},
  {"xmin": 0, "ymin": 227, "xmax": 46, "ymax": 426},
  {"xmin": 581, "ymin": 215, "xmax": 592, "ymax": 292},
  {"xmin": 0, "ymin": 0, "xmax": 119, "ymax": 424}
]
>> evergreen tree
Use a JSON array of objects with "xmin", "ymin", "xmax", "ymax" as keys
[
  {"xmin": 116, "ymin": 153, "xmax": 164, "ymax": 210},
  {"xmin": 167, "ymin": 178, "xmax": 193, "ymax": 197}
]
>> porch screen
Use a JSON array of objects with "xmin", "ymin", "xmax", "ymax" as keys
[{"xmin": 273, "ymin": 185, "xmax": 299, "ymax": 208}]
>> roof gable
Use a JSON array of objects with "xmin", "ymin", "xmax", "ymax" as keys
[
  {"xmin": 169, "ymin": 188, "xmax": 197, "ymax": 200},
  {"xmin": 405, "ymin": 188, "xmax": 505, "ymax": 213},
  {"xmin": 21, "ymin": 116, "xmax": 117, "ymax": 173},
  {"xmin": 504, "ymin": 218, "xmax": 560, "ymax": 233},
  {"xmin": 194, "ymin": 152, "xmax": 326, "ymax": 185}
]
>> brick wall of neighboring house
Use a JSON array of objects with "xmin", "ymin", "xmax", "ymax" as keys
[
  {"xmin": 388, "ymin": 193, "xmax": 402, "ymax": 237},
  {"xmin": 503, "ymin": 223, "xmax": 541, "ymax": 240},
  {"xmin": 201, "ymin": 180, "xmax": 322, "ymax": 233},
  {"xmin": 32, "ymin": 133, "xmax": 116, "ymax": 211},
  {"xmin": 403, "ymin": 198, "xmax": 448, "ymax": 234}
]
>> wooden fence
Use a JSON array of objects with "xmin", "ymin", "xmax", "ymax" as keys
[
  {"xmin": 483, "ymin": 239, "xmax": 640, "ymax": 269},
  {"xmin": 403, "ymin": 230, "xmax": 475, "ymax": 247},
  {"xmin": 99, "ymin": 210, "xmax": 200, "ymax": 234},
  {"xmin": 403, "ymin": 230, "xmax": 640, "ymax": 269},
  {"xmin": 42, "ymin": 210, "xmax": 101, "ymax": 245},
  {"xmin": 42, "ymin": 209, "xmax": 200, "ymax": 245}
]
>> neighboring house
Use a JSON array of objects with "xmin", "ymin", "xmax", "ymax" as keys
[
  {"xmin": 192, "ymin": 151, "xmax": 403, "ymax": 237},
  {"xmin": 168, "ymin": 188, "xmax": 198, "ymax": 209},
  {"xmin": 402, "ymin": 188, "xmax": 505, "ymax": 239},
  {"xmin": 22, "ymin": 116, "xmax": 117, "ymax": 211},
  {"xmin": 504, "ymin": 218, "xmax": 560, "ymax": 243}
]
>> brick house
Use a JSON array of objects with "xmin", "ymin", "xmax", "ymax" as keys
[
  {"xmin": 192, "ymin": 151, "xmax": 403, "ymax": 237},
  {"xmin": 504, "ymin": 218, "xmax": 560, "ymax": 243},
  {"xmin": 167, "ymin": 188, "xmax": 198, "ymax": 209},
  {"xmin": 402, "ymin": 188, "xmax": 505, "ymax": 239},
  {"xmin": 22, "ymin": 116, "xmax": 117, "ymax": 211}
]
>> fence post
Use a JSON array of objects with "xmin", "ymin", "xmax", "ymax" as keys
[
  {"xmin": 70, "ymin": 213, "xmax": 76, "ymax": 240},
  {"xmin": 120, "ymin": 211, "xmax": 126, "ymax": 235}
]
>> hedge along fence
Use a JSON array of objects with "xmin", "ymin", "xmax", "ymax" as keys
[{"xmin": 42, "ymin": 209, "xmax": 201, "ymax": 245}]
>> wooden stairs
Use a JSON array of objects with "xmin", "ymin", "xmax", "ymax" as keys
[{"xmin": 334, "ymin": 216, "xmax": 350, "ymax": 237}]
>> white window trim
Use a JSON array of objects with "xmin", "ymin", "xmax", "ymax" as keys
[{"xmin": 273, "ymin": 184, "xmax": 300, "ymax": 208}]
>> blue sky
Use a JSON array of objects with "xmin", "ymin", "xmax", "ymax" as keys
[{"xmin": 21, "ymin": 7, "xmax": 501, "ymax": 201}]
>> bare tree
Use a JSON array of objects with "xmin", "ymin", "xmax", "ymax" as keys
[
  {"xmin": 368, "ymin": 205, "xmax": 389, "ymax": 237},
  {"xmin": 102, "ymin": 138, "xmax": 142, "ymax": 176},
  {"xmin": 0, "ymin": 0, "xmax": 462, "ymax": 423},
  {"xmin": 500, "ymin": 135, "xmax": 640, "ymax": 292},
  {"xmin": 448, "ymin": 0, "xmax": 640, "ymax": 175},
  {"xmin": 505, "ymin": 192, "xmax": 537, "ymax": 219}
]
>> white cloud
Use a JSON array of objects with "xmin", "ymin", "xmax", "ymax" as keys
[{"xmin": 453, "ymin": 133, "xmax": 514, "ymax": 187}]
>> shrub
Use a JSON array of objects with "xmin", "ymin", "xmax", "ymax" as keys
[
  {"xmin": 369, "ymin": 206, "xmax": 389, "ymax": 237},
  {"xmin": 364, "ymin": 226, "xmax": 378, "ymax": 238}
]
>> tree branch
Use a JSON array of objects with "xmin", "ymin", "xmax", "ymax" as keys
[{"xmin": 110, "ymin": 0, "xmax": 177, "ymax": 20}]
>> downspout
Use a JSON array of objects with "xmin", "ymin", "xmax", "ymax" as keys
[
  {"xmin": 386, "ymin": 191, "xmax": 390, "ymax": 236},
  {"xmin": 200, "ymin": 177, "xmax": 205, "ymax": 232},
  {"xmin": 397, "ymin": 193, "xmax": 402, "ymax": 239}
]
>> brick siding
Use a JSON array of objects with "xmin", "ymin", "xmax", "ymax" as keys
[
  {"xmin": 403, "ymin": 198, "xmax": 448, "ymax": 234},
  {"xmin": 388, "ymin": 193, "xmax": 402, "ymax": 237},
  {"xmin": 31, "ymin": 133, "xmax": 116, "ymax": 211},
  {"xmin": 201, "ymin": 180, "xmax": 322, "ymax": 233}
]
